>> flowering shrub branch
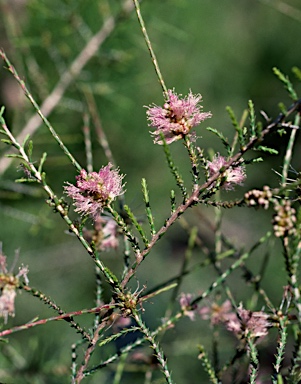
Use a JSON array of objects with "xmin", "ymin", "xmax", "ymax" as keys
[{"xmin": 0, "ymin": 2, "xmax": 301, "ymax": 384}]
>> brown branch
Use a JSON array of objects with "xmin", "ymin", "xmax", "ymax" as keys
[
  {"xmin": 74, "ymin": 319, "xmax": 110, "ymax": 383},
  {"xmin": 0, "ymin": 304, "xmax": 115, "ymax": 339}
]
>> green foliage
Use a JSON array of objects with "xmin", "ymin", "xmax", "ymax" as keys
[{"xmin": 273, "ymin": 67, "xmax": 298, "ymax": 101}]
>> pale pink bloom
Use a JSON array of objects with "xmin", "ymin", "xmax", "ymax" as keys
[
  {"xmin": 200, "ymin": 300, "xmax": 270, "ymax": 342},
  {"xmin": 64, "ymin": 163, "xmax": 125, "ymax": 220},
  {"xmin": 17, "ymin": 264, "xmax": 29, "ymax": 285},
  {"xmin": 93, "ymin": 216, "xmax": 119, "ymax": 251},
  {"xmin": 207, "ymin": 154, "xmax": 246, "ymax": 190},
  {"xmin": 0, "ymin": 284, "xmax": 17, "ymax": 323},
  {"xmin": 179, "ymin": 293, "xmax": 198, "ymax": 321},
  {"xmin": 225, "ymin": 306, "xmax": 270, "ymax": 340},
  {"xmin": 0, "ymin": 254, "xmax": 7, "ymax": 273},
  {"xmin": 100, "ymin": 218, "xmax": 119, "ymax": 250},
  {"xmin": 0, "ymin": 247, "xmax": 29, "ymax": 323},
  {"xmin": 199, "ymin": 299, "xmax": 236, "ymax": 325},
  {"xmin": 146, "ymin": 89, "xmax": 212, "ymax": 144},
  {"xmin": 83, "ymin": 215, "xmax": 119, "ymax": 251}
]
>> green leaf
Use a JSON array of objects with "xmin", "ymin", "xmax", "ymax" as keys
[
  {"xmin": 161, "ymin": 133, "xmax": 187, "ymax": 200},
  {"xmin": 1, "ymin": 139, "xmax": 12, "ymax": 145},
  {"xmin": 124, "ymin": 202, "xmax": 149, "ymax": 246},
  {"xmin": 38, "ymin": 152, "xmax": 47, "ymax": 174},
  {"xmin": 256, "ymin": 146, "xmax": 278, "ymax": 155},
  {"xmin": 248, "ymin": 100, "xmax": 256, "ymax": 138},
  {"xmin": 103, "ymin": 266, "xmax": 120, "ymax": 287},
  {"xmin": 273, "ymin": 67, "xmax": 298, "ymax": 101},
  {"xmin": 41, "ymin": 172, "xmax": 46, "ymax": 184},
  {"xmin": 6, "ymin": 154, "xmax": 24, "ymax": 159},
  {"xmin": 0, "ymin": 106, "xmax": 5, "ymax": 118},
  {"xmin": 27, "ymin": 140, "xmax": 33, "ymax": 159},
  {"xmin": 226, "ymin": 106, "xmax": 239, "ymax": 130},
  {"xmin": 226, "ymin": 106, "xmax": 248, "ymax": 148},
  {"xmin": 243, "ymin": 157, "xmax": 263, "ymax": 165},
  {"xmin": 292, "ymin": 66, "xmax": 301, "ymax": 81},
  {"xmin": 170, "ymin": 189, "xmax": 176, "ymax": 213},
  {"xmin": 206, "ymin": 127, "xmax": 231, "ymax": 154},
  {"xmin": 255, "ymin": 121, "xmax": 263, "ymax": 137},
  {"xmin": 141, "ymin": 178, "xmax": 156, "ymax": 236},
  {"xmin": 278, "ymin": 102, "xmax": 287, "ymax": 115},
  {"xmin": 15, "ymin": 178, "xmax": 37, "ymax": 183},
  {"xmin": 22, "ymin": 134, "xmax": 31, "ymax": 149}
]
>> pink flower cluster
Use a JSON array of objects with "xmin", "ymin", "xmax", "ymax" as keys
[
  {"xmin": 180, "ymin": 295, "xmax": 270, "ymax": 342},
  {"xmin": 146, "ymin": 89, "xmax": 212, "ymax": 144},
  {"xmin": 207, "ymin": 154, "xmax": 246, "ymax": 190},
  {"xmin": 64, "ymin": 163, "xmax": 125, "ymax": 220},
  {"xmin": 199, "ymin": 300, "xmax": 270, "ymax": 340}
]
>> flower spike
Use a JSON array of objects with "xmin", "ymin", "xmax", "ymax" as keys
[
  {"xmin": 64, "ymin": 163, "xmax": 125, "ymax": 220},
  {"xmin": 146, "ymin": 89, "xmax": 212, "ymax": 144}
]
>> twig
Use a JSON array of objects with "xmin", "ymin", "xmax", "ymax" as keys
[
  {"xmin": 133, "ymin": 0, "xmax": 168, "ymax": 97},
  {"xmin": 0, "ymin": 304, "xmax": 115, "ymax": 338}
]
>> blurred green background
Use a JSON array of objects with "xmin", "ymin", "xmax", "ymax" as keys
[{"xmin": 0, "ymin": 0, "xmax": 301, "ymax": 382}]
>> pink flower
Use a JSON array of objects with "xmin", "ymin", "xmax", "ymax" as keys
[
  {"xmin": 64, "ymin": 163, "xmax": 125, "ymax": 220},
  {"xmin": 100, "ymin": 218, "xmax": 119, "ymax": 250},
  {"xmin": 0, "ymin": 246, "xmax": 29, "ymax": 323},
  {"xmin": 146, "ymin": 89, "xmax": 212, "ymax": 144},
  {"xmin": 200, "ymin": 300, "xmax": 270, "ymax": 343},
  {"xmin": 225, "ymin": 306, "xmax": 270, "ymax": 340},
  {"xmin": 207, "ymin": 154, "xmax": 246, "ymax": 190},
  {"xmin": 0, "ymin": 285, "xmax": 17, "ymax": 324},
  {"xmin": 199, "ymin": 299, "xmax": 236, "ymax": 325},
  {"xmin": 84, "ymin": 216, "xmax": 119, "ymax": 251},
  {"xmin": 179, "ymin": 293, "xmax": 198, "ymax": 321}
]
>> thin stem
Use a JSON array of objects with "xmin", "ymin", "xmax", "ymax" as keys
[
  {"xmin": 75, "ymin": 319, "xmax": 111, "ymax": 383},
  {"xmin": 198, "ymin": 344, "xmax": 221, "ymax": 384},
  {"xmin": 84, "ymin": 88, "xmax": 115, "ymax": 166},
  {"xmin": 122, "ymin": 235, "xmax": 131, "ymax": 279},
  {"xmin": 133, "ymin": 0, "xmax": 168, "ymax": 97},
  {"xmin": 141, "ymin": 178, "xmax": 156, "ymax": 236},
  {"xmin": 281, "ymin": 113, "xmax": 300, "ymax": 189},
  {"xmin": 107, "ymin": 205, "xmax": 141, "ymax": 254},
  {"xmin": 93, "ymin": 266, "xmax": 103, "ymax": 329},
  {"xmin": 133, "ymin": 310, "xmax": 174, "ymax": 384},
  {"xmin": 247, "ymin": 336, "xmax": 259, "ymax": 384},
  {"xmin": 113, "ymin": 352, "xmax": 128, "ymax": 384},
  {"xmin": 82, "ymin": 113, "xmax": 93, "ymax": 173},
  {"xmin": 273, "ymin": 316, "xmax": 288, "ymax": 379},
  {"xmin": 184, "ymin": 135, "xmax": 199, "ymax": 188},
  {"xmin": 0, "ymin": 304, "xmax": 115, "ymax": 338},
  {"xmin": 21, "ymin": 284, "xmax": 90, "ymax": 341}
]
